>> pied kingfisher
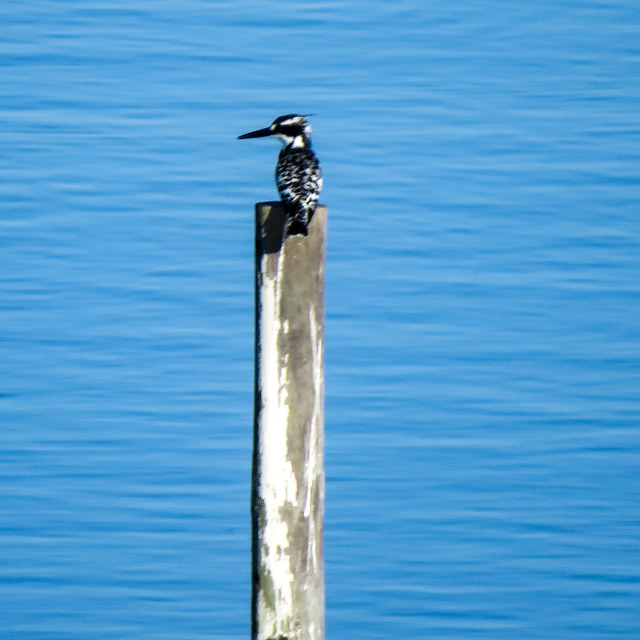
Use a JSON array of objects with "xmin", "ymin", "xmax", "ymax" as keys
[{"xmin": 238, "ymin": 114, "xmax": 323, "ymax": 237}]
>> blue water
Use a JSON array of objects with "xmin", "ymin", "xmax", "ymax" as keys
[{"xmin": 1, "ymin": 1, "xmax": 639, "ymax": 638}]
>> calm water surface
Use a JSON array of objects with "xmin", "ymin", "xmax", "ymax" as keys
[{"xmin": 1, "ymin": 1, "xmax": 639, "ymax": 639}]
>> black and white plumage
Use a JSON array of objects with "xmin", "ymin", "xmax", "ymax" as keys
[{"xmin": 238, "ymin": 114, "xmax": 322, "ymax": 237}]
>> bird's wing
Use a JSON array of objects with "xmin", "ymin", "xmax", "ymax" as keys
[{"xmin": 276, "ymin": 151, "xmax": 322, "ymax": 211}]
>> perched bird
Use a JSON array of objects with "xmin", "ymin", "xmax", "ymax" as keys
[{"xmin": 238, "ymin": 114, "xmax": 323, "ymax": 237}]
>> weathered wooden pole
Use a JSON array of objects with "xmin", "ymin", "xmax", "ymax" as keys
[{"xmin": 252, "ymin": 202, "xmax": 326, "ymax": 640}]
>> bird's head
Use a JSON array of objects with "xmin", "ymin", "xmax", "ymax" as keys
[{"xmin": 238, "ymin": 114, "xmax": 312, "ymax": 149}]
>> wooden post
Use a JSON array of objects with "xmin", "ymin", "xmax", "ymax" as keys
[{"xmin": 252, "ymin": 202, "xmax": 326, "ymax": 640}]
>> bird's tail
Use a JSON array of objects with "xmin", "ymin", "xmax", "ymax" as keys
[{"xmin": 286, "ymin": 218, "xmax": 309, "ymax": 237}]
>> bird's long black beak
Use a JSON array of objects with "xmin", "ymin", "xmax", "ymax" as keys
[{"xmin": 237, "ymin": 126, "xmax": 273, "ymax": 140}]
